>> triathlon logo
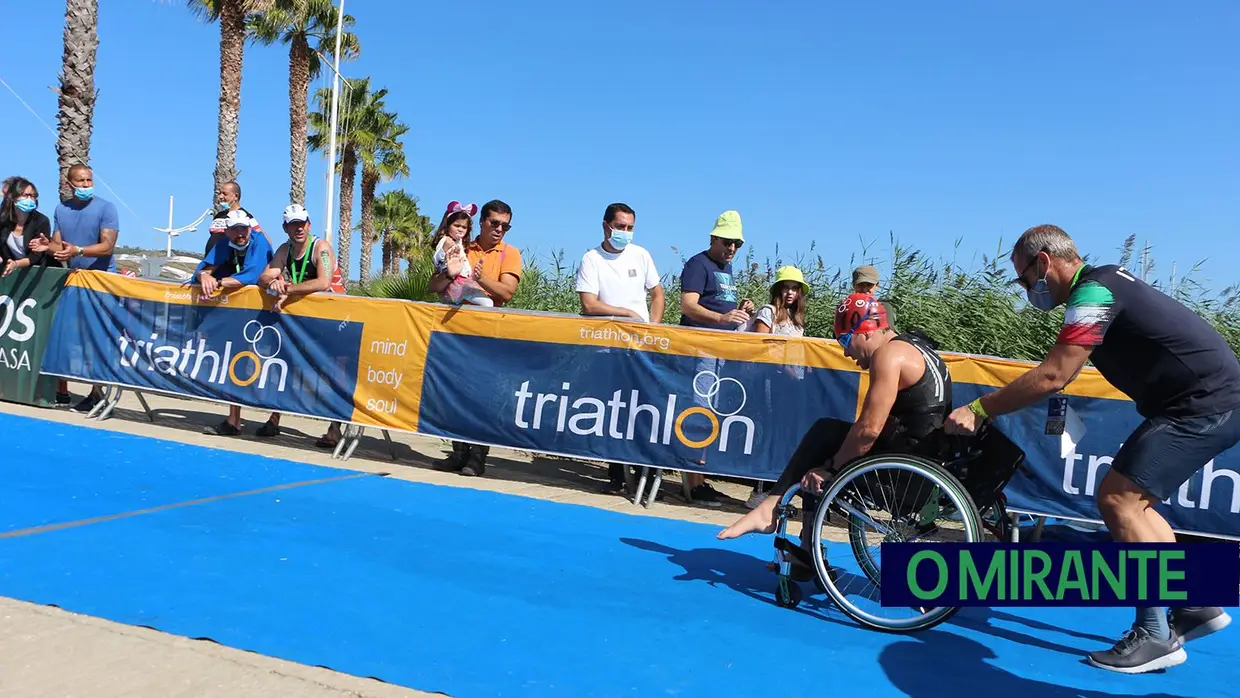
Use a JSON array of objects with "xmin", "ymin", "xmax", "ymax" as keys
[
  {"xmin": 117, "ymin": 319, "xmax": 290, "ymax": 392},
  {"xmin": 511, "ymin": 367, "xmax": 755, "ymax": 455}
]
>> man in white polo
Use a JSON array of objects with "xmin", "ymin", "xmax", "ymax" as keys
[{"xmin": 576, "ymin": 202, "xmax": 665, "ymax": 494}]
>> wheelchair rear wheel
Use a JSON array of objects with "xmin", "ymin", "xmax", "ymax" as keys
[{"xmin": 810, "ymin": 452, "xmax": 984, "ymax": 633}]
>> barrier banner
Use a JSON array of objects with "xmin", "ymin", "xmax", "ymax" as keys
[
  {"xmin": 0, "ymin": 266, "xmax": 70, "ymax": 407},
  {"xmin": 41, "ymin": 271, "xmax": 366, "ymax": 421},
  {"xmin": 951, "ymin": 362, "xmax": 1240, "ymax": 541},
  {"xmin": 35, "ymin": 271, "xmax": 1240, "ymax": 539}
]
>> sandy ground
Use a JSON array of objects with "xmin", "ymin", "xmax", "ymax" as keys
[{"xmin": 0, "ymin": 383, "xmax": 790, "ymax": 697}]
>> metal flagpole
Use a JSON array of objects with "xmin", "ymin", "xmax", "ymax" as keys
[{"xmin": 323, "ymin": 0, "xmax": 346, "ymax": 245}]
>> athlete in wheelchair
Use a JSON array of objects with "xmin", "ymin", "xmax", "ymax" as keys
[{"xmin": 718, "ymin": 294, "xmax": 1026, "ymax": 632}]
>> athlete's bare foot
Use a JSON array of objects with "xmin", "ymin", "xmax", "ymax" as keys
[{"xmin": 718, "ymin": 496, "xmax": 779, "ymax": 539}]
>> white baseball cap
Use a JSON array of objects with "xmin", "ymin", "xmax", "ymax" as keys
[
  {"xmin": 283, "ymin": 204, "xmax": 310, "ymax": 224},
  {"xmin": 224, "ymin": 209, "xmax": 252, "ymax": 228}
]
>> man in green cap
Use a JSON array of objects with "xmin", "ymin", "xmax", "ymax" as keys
[{"xmin": 676, "ymin": 210, "xmax": 755, "ymax": 505}]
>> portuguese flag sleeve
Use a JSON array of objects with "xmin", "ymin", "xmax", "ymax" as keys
[{"xmin": 1057, "ymin": 280, "xmax": 1118, "ymax": 346}]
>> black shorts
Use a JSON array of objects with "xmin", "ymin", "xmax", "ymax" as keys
[{"xmin": 1110, "ymin": 409, "xmax": 1240, "ymax": 501}]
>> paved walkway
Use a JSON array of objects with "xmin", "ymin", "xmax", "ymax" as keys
[{"xmin": 0, "ymin": 383, "xmax": 766, "ymax": 698}]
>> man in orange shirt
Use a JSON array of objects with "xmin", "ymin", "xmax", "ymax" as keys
[{"xmin": 429, "ymin": 199, "xmax": 522, "ymax": 476}]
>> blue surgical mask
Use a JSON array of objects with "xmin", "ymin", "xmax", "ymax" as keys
[
  {"xmin": 216, "ymin": 200, "xmax": 230, "ymax": 211},
  {"xmin": 1027, "ymin": 276, "xmax": 1056, "ymax": 311},
  {"xmin": 15, "ymin": 198, "xmax": 36, "ymax": 213},
  {"xmin": 228, "ymin": 239, "xmax": 250, "ymax": 251},
  {"xmin": 609, "ymin": 228, "xmax": 633, "ymax": 251},
  {"xmin": 73, "ymin": 186, "xmax": 94, "ymax": 201}
]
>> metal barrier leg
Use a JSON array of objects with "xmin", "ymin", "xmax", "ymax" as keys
[
  {"xmin": 134, "ymin": 391, "xmax": 156, "ymax": 423},
  {"xmin": 382, "ymin": 429, "xmax": 398, "ymax": 460},
  {"xmin": 341, "ymin": 427, "xmax": 364, "ymax": 461},
  {"xmin": 331, "ymin": 424, "xmax": 352, "ymax": 460},
  {"xmin": 1009, "ymin": 511, "xmax": 1021, "ymax": 543},
  {"xmin": 643, "ymin": 469, "xmax": 664, "ymax": 508},
  {"xmin": 90, "ymin": 387, "xmax": 121, "ymax": 421},
  {"xmin": 632, "ymin": 467, "xmax": 649, "ymax": 506}
]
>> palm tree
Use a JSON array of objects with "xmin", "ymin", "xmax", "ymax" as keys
[
  {"xmin": 307, "ymin": 77, "xmax": 376, "ymax": 281},
  {"xmin": 188, "ymin": 0, "xmax": 276, "ymax": 199},
  {"xmin": 248, "ymin": 0, "xmax": 360, "ymax": 205},
  {"xmin": 56, "ymin": 0, "xmax": 99, "ymax": 201},
  {"xmin": 356, "ymin": 106, "xmax": 410, "ymax": 284},
  {"xmin": 373, "ymin": 190, "xmax": 432, "ymax": 275}
]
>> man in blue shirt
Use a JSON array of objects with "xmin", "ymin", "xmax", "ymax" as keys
[
  {"xmin": 35, "ymin": 165, "xmax": 119, "ymax": 273},
  {"xmin": 678, "ymin": 210, "xmax": 754, "ymax": 330},
  {"xmin": 676, "ymin": 210, "xmax": 755, "ymax": 505},
  {"xmin": 193, "ymin": 209, "xmax": 277, "ymax": 437},
  {"xmin": 28, "ymin": 165, "xmax": 121, "ymax": 412}
]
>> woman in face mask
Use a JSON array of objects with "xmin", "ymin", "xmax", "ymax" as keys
[{"xmin": 0, "ymin": 177, "xmax": 58, "ymax": 277}]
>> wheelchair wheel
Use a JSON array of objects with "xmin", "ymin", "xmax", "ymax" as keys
[{"xmin": 810, "ymin": 453, "xmax": 984, "ymax": 634}]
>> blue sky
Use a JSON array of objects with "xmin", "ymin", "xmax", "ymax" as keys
[{"xmin": 5, "ymin": 1, "xmax": 1238, "ymax": 293}]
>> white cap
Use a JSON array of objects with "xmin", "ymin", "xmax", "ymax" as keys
[
  {"xmin": 283, "ymin": 204, "xmax": 310, "ymax": 224},
  {"xmin": 224, "ymin": 209, "xmax": 252, "ymax": 228}
]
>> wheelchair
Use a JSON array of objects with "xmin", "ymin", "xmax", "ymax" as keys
[{"xmin": 768, "ymin": 421, "xmax": 1027, "ymax": 633}]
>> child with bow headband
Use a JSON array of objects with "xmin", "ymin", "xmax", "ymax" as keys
[{"xmin": 431, "ymin": 200, "xmax": 492, "ymax": 307}]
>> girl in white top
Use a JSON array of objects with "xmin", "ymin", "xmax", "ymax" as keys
[
  {"xmin": 748, "ymin": 265, "xmax": 808, "ymax": 336},
  {"xmin": 431, "ymin": 201, "xmax": 493, "ymax": 307}
]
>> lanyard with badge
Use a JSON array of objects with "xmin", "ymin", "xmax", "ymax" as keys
[{"xmin": 289, "ymin": 237, "xmax": 315, "ymax": 284}]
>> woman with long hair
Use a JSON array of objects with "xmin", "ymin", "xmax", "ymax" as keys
[{"xmin": 0, "ymin": 177, "xmax": 57, "ymax": 276}]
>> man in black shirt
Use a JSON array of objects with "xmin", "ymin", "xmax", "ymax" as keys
[{"xmin": 946, "ymin": 224, "xmax": 1240, "ymax": 674}]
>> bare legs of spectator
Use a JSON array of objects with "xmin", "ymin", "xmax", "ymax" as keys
[{"xmin": 56, "ymin": 378, "xmax": 104, "ymax": 413}]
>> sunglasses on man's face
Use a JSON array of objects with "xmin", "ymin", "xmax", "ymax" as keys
[
  {"xmin": 712, "ymin": 235, "xmax": 742, "ymax": 250},
  {"xmin": 486, "ymin": 218, "xmax": 512, "ymax": 233}
]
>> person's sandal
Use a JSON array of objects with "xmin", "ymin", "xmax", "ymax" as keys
[{"xmin": 256, "ymin": 420, "xmax": 280, "ymax": 438}]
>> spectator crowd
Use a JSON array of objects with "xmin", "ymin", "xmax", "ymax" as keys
[{"xmin": 1, "ymin": 167, "xmax": 885, "ymax": 508}]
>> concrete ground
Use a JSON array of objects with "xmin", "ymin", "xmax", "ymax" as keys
[{"xmin": 0, "ymin": 383, "xmax": 774, "ymax": 698}]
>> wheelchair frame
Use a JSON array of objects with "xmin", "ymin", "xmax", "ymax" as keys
[{"xmin": 768, "ymin": 422, "xmax": 1027, "ymax": 632}]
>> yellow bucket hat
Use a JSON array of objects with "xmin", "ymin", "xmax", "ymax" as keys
[
  {"xmin": 709, "ymin": 210, "xmax": 744, "ymax": 242},
  {"xmin": 772, "ymin": 265, "xmax": 808, "ymax": 293}
]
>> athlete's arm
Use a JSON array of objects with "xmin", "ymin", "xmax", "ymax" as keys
[
  {"xmin": 831, "ymin": 346, "xmax": 903, "ymax": 466},
  {"xmin": 259, "ymin": 244, "xmax": 288, "ymax": 288},
  {"xmin": 975, "ymin": 342, "xmax": 1093, "ymax": 418}
]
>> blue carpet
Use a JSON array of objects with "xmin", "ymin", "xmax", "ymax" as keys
[{"xmin": 0, "ymin": 412, "xmax": 1235, "ymax": 698}]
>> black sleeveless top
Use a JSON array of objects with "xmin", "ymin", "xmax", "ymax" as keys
[
  {"xmin": 882, "ymin": 331, "xmax": 953, "ymax": 442},
  {"xmin": 283, "ymin": 238, "xmax": 321, "ymax": 283}
]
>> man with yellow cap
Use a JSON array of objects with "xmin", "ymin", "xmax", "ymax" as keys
[
  {"xmin": 678, "ymin": 210, "xmax": 754, "ymax": 330},
  {"xmin": 676, "ymin": 210, "xmax": 756, "ymax": 505}
]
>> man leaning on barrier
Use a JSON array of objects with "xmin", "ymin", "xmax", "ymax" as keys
[
  {"xmin": 255, "ymin": 204, "xmax": 346, "ymax": 446},
  {"xmin": 944, "ymin": 224, "xmax": 1240, "ymax": 675},
  {"xmin": 717, "ymin": 294, "xmax": 953, "ymax": 573},
  {"xmin": 193, "ymin": 209, "xmax": 278, "ymax": 437}
]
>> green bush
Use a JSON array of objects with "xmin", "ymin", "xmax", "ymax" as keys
[{"xmin": 356, "ymin": 233, "xmax": 1240, "ymax": 363}]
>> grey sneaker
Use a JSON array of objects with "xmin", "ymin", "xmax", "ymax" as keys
[
  {"xmin": 1170, "ymin": 607, "xmax": 1232, "ymax": 643},
  {"xmin": 1086, "ymin": 626, "xmax": 1187, "ymax": 674}
]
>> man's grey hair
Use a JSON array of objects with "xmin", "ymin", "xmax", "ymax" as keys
[{"xmin": 1010, "ymin": 224, "xmax": 1081, "ymax": 264}]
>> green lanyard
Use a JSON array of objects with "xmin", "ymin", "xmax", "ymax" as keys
[{"xmin": 289, "ymin": 237, "xmax": 315, "ymax": 284}]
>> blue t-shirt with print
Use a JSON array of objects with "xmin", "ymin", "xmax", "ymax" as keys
[
  {"xmin": 678, "ymin": 250, "xmax": 739, "ymax": 329},
  {"xmin": 53, "ymin": 196, "xmax": 119, "ymax": 272}
]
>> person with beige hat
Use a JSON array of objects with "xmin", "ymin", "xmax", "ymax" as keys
[{"xmin": 852, "ymin": 264, "xmax": 879, "ymax": 294}]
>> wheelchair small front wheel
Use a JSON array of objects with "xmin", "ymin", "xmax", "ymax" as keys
[
  {"xmin": 775, "ymin": 577, "xmax": 803, "ymax": 609},
  {"xmin": 810, "ymin": 453, "xmax": 985, "ymax": 634}
]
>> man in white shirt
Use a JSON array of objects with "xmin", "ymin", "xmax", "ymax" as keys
[
  {"xmin": 576, "ymin": 202, "xmax": 665, "ymax": 494},
  {"xmin": 576, "ymin": 203, "xmax": 664, "ymax": 323}
]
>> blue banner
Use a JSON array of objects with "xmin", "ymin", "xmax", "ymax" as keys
[
  {"xmin": 41, "ymin": 283, "xmax": 364, "ymax": 421},
  {"xmin": 417, "ymin": 333, "xmax": 860, "ymax": 480}
]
